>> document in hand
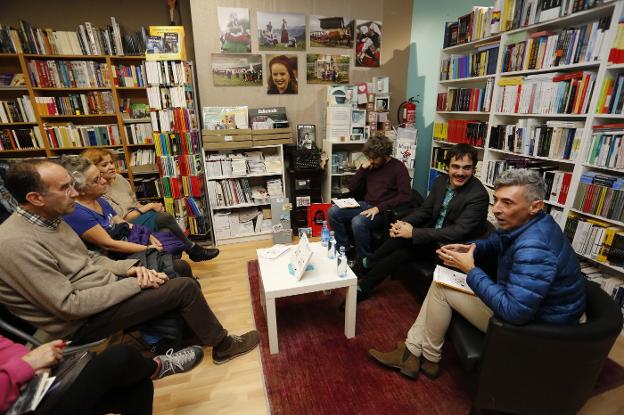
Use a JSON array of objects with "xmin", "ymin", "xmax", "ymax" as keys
[
  {"xmin": 433, "ymin": 265, "xmax": 475, "ymax": 295},
  {"xmin": 331, "ymin": 198, "xmax": 360, "ymax": 208}
]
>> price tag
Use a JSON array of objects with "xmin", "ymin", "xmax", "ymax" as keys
[{"xmin": 224, "ymin": 135, "xmax": 233, "ymax": 142}]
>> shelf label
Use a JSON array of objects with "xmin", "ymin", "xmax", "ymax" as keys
[{"xmin": 224, "ymin": 135, "xmax": 233, "ymax": 142}]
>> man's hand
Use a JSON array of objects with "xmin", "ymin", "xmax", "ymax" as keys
[
  {"xmin": 127, "ymin": 266, "xmax": 168, "ymax": 289},
  {"xmin": 360, "ymin": 160, "xmax": 371, "ymax": 170},
  {"xmin": 22, "ymin": 340, "xmax": 64, "ymax": 371},
  {"xmin": 437, "ymin": 244, "xmax": 476, "ymax": 274},
  {"xmin": 441, "ymin": 243, "xmax": 475, "ymax": 254},
  {"xmin": 389, "ymin": 221, "xmax": 413, "ymax": 239},
  {"xmin": 360, "ymin": 206, "xmax": 380, "ymax": 220}
]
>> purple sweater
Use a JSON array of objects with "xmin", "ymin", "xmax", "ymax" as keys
[{"xmin": 349, "ymin": 157, "xmax": 412, "ymax": 211}]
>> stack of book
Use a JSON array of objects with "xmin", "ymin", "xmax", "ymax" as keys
[
  {"xmin": 608, "ymin": 14, "xmax": 624, "ymax": 64},
  {"xmin": 587, "ymin": 125, "xmax": 624, "ymax": 169},
  {"xmin": 130, "ymin": 149, "xmax": 155, "ymax": 167},
  {"xmin": 27, "ymin": 60, "xmax": 111, "ymax": 88},
  {"xmin": 433, "ymin": 120, "xmax": 487, "ymax": 146},
  {"xmin": 443, "ymin": 6, "xmax": 495, "ymax": 47},
  {"xmin": 484, "ymin": 158, "xmax": 557, "ymax": 185},
  {"xmin": 439, "ymin": 44, "xmax": 499, "ymax": 80},
  {"xmin": 544, "ymin": 170, "xmax": 573, "ymax": 204},
  {"xmin": 565, "ymin": 213, "xmax": 623, "ymax": 262},
  {"xmin": 125, "ymin": 123, "xmax": 153, "ymax": 144},
  {"xmin": 0, "ymin": 96, "xmax": 36, "ymax": 123},
  {"xmin": 0, "ymin": 128, "xmax": 43, "ymax": 150},
  {"xmin": 595, "ymin": 73, "xmax": 624, "ymax": 114},
  {"xmin": 111, "ymin": 64, "xmax": 147, "ymax": 87},
  {"xmin": 573, "ymin": 171, "xmax": 624, "ymax": 222}
]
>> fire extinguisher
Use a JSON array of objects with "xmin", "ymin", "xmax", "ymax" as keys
[{"xmin": 397, "ymin": 96, "xmax": 419, "ymax": 125}]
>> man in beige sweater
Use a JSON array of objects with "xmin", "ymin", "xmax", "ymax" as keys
[{"xmin": 0, "ymin": 159, "xmax": 258, "ymax": 364}]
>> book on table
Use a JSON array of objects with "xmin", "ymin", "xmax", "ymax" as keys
[
  {"xmin": 331, "ymin": 198, "xmax": 360, "ymax": 208},
  {"xmin": 433, "ymin": 265, "xmax": 475, "ymax": 295}
]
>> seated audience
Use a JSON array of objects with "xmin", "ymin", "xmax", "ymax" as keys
[
  {"xmin": 0, "ymin": 159, "xmax": 259, "ymax": 365},
  {"xmin": 0, "ymin": 337, "xmax": 202, "ymax": 415},
  {"xmin": 328, "ymin": 134, "xmax": 412, "ymax": 260},
  {"xmin": 353, "ymin": 144, "xmax": 489, "ymax": 303},
  {"xmin": 61, "ymin": 157, "xmax": 185, "ymax": 259},
  {"xmin": 368, "ymin": 169, "xmax": 586, "ymax": 380},
  {"xmin": 82, "ymin": 148, "xmax": 218, "ymax": 262}
]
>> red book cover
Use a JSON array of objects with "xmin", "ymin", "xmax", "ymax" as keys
[
  {"xmin": 552, "ymin": 71, "xmax": 584, "ymax": 82},
  {"xmin": 307, "ymin": 203, "xmax": 332, "ymax": 236},
  {"xmin": 558, "ymin": 173, "xmax": 572, "ymax": 205},
  {"xmin": 514, "ymin": 84, "xmax": 522, "ymax": 113}
]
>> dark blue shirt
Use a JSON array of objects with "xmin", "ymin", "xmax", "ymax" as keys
[{"xmin": 63, "ymin": 198, "xmax": 117, "ymax": 236}]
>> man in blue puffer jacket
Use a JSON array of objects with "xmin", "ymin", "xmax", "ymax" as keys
[{"xmin": 368, "ymin": 169, "xmax": 586, "ymax": 380}]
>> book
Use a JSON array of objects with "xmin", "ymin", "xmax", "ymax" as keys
[
  {"xmin": 297, "ymin": 124, "xmax": 316, "ymax": 149},
  {"xmin": 331, "ymin": 198, "xmax": 360, "ymax": 208},
  {"xmin": 248, "ymin": 107, "xmax": 288, "ymax": 130},
  {"xmin": 433, "ymin": 265, "xmax": 475, "ymax": 295},
  {"xmin": 6, "ymin": 372, "xmax": 55, "ymax": 415}
]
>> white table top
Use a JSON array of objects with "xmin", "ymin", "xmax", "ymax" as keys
[{"xmin": 256, "ymin": 242, "xmax": 357, "ymax": 299}]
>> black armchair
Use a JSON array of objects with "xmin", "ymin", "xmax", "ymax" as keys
[{"xmin": 465, "ymin": 280, "xmax": 623, "ymax": 415}]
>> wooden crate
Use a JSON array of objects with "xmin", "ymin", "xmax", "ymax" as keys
[
  {"xmin": 202, "ymin": 128, "xmax": 253, "ymax": 150},
  {"xmin": 251, "ymin": 128, "xmax": 293, "ymax": 146}
]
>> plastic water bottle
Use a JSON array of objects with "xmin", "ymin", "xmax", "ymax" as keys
[
  {"xmin": 320, "ymin": 221, "xmax": 330, "ymax": 247},
  {"xmin": 337, "ymin": 246, "xmax": 348, "ymax": 278},
  {"xmin": 328, "ymin": 231, "xmax": 337, "ymax": 259}
]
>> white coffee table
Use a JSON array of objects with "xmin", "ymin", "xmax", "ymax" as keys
[{"xmin": 256, "ymin": 242, "xmax": 358, "ymax": 354}]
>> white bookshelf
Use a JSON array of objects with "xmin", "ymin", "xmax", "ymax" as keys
[
  {"xmin": 321, "ymin": 140, "xmax": 367, "ymax": 202},
  {"xmin": 431, "ymin": 0, "xmax": 624, "ymax": 277},
  {"xmin": 202, "ymin": 143, "xmax": 286, "ymax": 246}
]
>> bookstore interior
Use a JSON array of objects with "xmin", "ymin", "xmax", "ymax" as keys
[{"xmin": 2, "ymin": 0, "xmax": 624, "ymax": 414}]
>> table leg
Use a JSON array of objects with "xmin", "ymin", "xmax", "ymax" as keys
[
  {"xmin": 344, "ymin": 284, "xmax": 357, "ymax": 338},
  {"xmin": 266, "ymin": 297, "xmax": 279, "ymax": 354}
]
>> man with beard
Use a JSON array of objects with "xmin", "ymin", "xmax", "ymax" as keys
[
  {"xmin": 351, "ymin": 143, "xmax": 489, "ymax": 304},
  {"xmin": 328, "ymin": 134, "xmax": 412, "ymax": 261}
]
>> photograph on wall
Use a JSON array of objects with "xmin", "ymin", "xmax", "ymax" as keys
[
  {"xmin": 306, "ymin": 54, "xmax": 350, "ymax": 84},
  {"xmin": 257, "ymin": 12, "xmax": 306, "ymax": 51},
  {"xmin": 266, "ymin": 54, "xmax": 298, "ymax": 95},
  {"xmin": 355, "ymin": 20, "xmax": 382, "ymax": 67},
  {"xmin": 217, "ymin": 7, "xmax": 251, "ymax": 53},
  {"xmin": 211, "ymin": 54, "xmax": 262, "ymax": 87},
  {"xmin": 309, "ymin": 16, "xmax": 355, "ymax": 48}
]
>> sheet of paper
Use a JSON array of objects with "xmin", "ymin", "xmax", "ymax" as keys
[
  {"xmin": 433, "ymin": 265, "xmax": 475, "ymax": 295},
  {"xmin": 331, "ymin": 198, "xmax": 360, "ymax": 208}
]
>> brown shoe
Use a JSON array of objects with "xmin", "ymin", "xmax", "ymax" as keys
[
  {"xmin": 369, "ymin": 341, "xmax": 420, "ymax": 379},
  {"xmin": 212, "ymin": 330, "xmax": 259, "ymax": 364},
  {"xmin": 420, "ymin": 356, "xmax": 440, "ymax": 379}
]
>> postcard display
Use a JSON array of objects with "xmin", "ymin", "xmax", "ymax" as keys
[
  {"xmin": 321, "ymin": 77, "xmax": 392, "ymax": 201},
  {"xmin": 149, "ymin": 60, "xmax": 211, "ymax": 237},
  {"xmin": 202, "ymin": 106, "xmax": 288, "ymax": 245}
]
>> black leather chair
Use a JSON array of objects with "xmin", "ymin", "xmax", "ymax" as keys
[{"xmin": 468, "ymin": 280, "xmax": 622, "ymax": 415}]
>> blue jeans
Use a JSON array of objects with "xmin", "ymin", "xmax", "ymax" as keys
[{"xmin": 328, "ymin": 201, "xmax": 385, "ymax": 259}]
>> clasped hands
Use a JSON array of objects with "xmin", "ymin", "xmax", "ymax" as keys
[
  {"xmin": 436, "ymin": 243, "xmax": 476, "ymax": 274},
  {"xmin": 127, "ymin": 266, "xmax": 168, "ymax": 289},
  {"xmin": 389, "ymin": 220, "xmax": 413, "ymax": 239}
]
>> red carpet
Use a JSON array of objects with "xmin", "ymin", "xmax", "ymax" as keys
[{"xmin": 247, "ymin": 260, "xmax": 624, "ymax": 414}]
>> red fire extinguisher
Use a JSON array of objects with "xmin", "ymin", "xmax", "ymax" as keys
[{"xmin": 397, "ymin": 96, "xmax": 419, "ymax": 125}]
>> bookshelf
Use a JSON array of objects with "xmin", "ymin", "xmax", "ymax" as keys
[
  {"xmin": 202, "ymin": 143, "xmax": 286, "ymax": 245},
  {"xmin": 431, "ymin": 0, "xmax": 624, "ymax": 278},
  {"xmin": 321, "ymin": 140, "xmax": 367, "ymax": 202}
]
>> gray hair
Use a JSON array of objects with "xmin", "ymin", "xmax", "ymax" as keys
[
  {"xmin": 494, "ymin": 169, "xmax": 546, "ymax": 202},
  {"xmin": 60, "ymin": 156, "xmax": 94, "ymax": 191}
]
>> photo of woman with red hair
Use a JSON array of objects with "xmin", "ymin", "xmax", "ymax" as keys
[{"xmin": 267, "ymin": 54, "xmax": 298, "ymax": 94}]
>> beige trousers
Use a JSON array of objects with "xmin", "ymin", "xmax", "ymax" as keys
[{"xmin": 405, "ymin": 282, "xmax": 493, "ymax": 363}]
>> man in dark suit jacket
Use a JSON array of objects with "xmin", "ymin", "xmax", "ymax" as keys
[{"xmin": 355, "ymin": 143, "xmax": 489, "ymax": 301}]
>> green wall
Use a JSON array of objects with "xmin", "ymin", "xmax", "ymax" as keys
[{"xmin": 407, "ymin": 0, "xmax": 491, "ymax": 195}]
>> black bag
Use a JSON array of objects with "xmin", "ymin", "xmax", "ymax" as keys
[
  {"xmin": 128, "ymin": 248, "xmax": 180, "ymax": 279},
  {"xmin": 291, "ymin": 148, "xmax": 321, "ymax": 171}
]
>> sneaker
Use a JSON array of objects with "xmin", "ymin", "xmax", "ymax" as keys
[
  {"xmin": 154, "ymin": 346, "xmax": 204, "ymax": 379},
  {"xmin": 188, "ymin": 244, "xmax": 220, "ymax": 262},
  {"xmin": 212, "ymin": 330, "xmax": 260, "ymax": 365}
]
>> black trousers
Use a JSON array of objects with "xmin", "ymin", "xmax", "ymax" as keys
[
  {"xmin": 155, "ymin": 212, "xmax": 193, "ymax": 249},
  {"xmin": 71, "ymin": 278, "xmax": 227, "ymax": 347},
  {"xmin": 54, "ymin": 345, "xmax": 155, "ymax": 415},
  {"xmin": 359, "ymin": 236, "xmax": 435, "ymax": 294}
]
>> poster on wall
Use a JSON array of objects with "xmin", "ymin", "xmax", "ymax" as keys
[
  {"xmin": 257, "ymin": 12, "xmax": 306, "ymax": 51},
  {"xmin": 309, "ymin": 16, "xmax": 355, "ymax": 48},
  {"xmin": 355, "ymin": 20, "xmax": 382, "ymax": 67},
  {"xmin": 211, "ymin": 54, "xmax": 262, "ymax": 87},
  {"xmin": 306, "ymin": 54, "xmax": 350, "ymax": 84},
  {"xmin": 217, "ymin": 7, "xmax": 251, "ymax": 53},
  {"xmin": 266, "ymin": 54, "xmax": 298, "ymax": 95}
]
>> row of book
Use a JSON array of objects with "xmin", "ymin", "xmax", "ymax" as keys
[
  {"xmin": 442, "ymin": 0, "xmax": 608, "ymax": 48},
  {"xmin": 565, "ymin": 214, "xmax": 624, "ymax": 264},
  {"xmin": 205, "ymin": 151, "xmax": 282, "ymax": 178},
  {"xmin": 157, "ymin": 154, "xmax": 203, "ymax": 178},
  {"xmin": 125, "ymin": 123, "xmax": 153, "ymax": 145},
  {"xmin": 595, "ymin": 73, "xmax": 624, "ymax": 114},
  {"xmin": 146, "ymin": 86, "xmax": 193, "ymax": 110},
  {"xmin": 432, "ymin": 120, "xmax": 487, "ymax": 147},
  {"xmin": 150, "ymin": 108, "xmax": 196, "ymax": 134},
  {"xmin": 608, "ymin": 14, "xmax": 624, "ymax": 64},
  {"xmin": 587, "ymin": 126, "xmax": 624, "ymax": 169},
  {"xmin": 0, "ymin": 96, "xmax": 36, "ymax": 123},
  {"xmin": 112, "ymin": 64, "xmax": 147, "ymax": 88},
  {"xmin": 27, "ymin": 60, "xmax": 111, "ymax": 89},
  {"xmin": 44, "ymin": 123, "xmax": 120, "ymax": 148},
  {"xmin": 134, "ymin": 177, "xmax": 161, "ymax": 199},
  {"xmin": 111, "ymin": 149, "xmax": 126, "ymax": 171},
  {"xmin": 484, "ymin": 158, "xmax": 552, "ymax": 185},
  {"xmin": 436, "ymin": 83, "xmax": 494, "ymax": 112},
  {"xmin": 0, "ymin": 128, "xmax": 43, "ymax": 150},
  {"xmin": 34, "ymin": 92, "xmax": 115, "ymax": 116},
  {"xmin": 0, "ymin": 18, "xmax": 147, "ymax": 56},
  {"xmin": 431, "ymin": 147, "xmax": 451, "ymax": 171},
  {"xmin": 213, "ymin": 209, "xmax": 272, "ymax": 240},
  {"xmin": 144, "ymin": 61, "xmax": 191, "ymax": 86},
  {"xmin": 573, "ymin": 171, "xmax": 624, "ymax": 222},
  {"xmin": 439, "ymin": 44, "xmax": 499, "ymax": 80},
  {"xmin": 207, "ymin": 178, "xmax": 255, "ymax": 208},
  {"xmin": 497, "ymin": 71, "xmax": 595, "ymax": 114},
  {"xmin": 501, "ymin": 18, "xmax": 610, "ymax": 73},
  {"xmin": 488, "ymin": 120, "xmax": 583, "ymax": 160},
  {"xmin": 153, "ymin": 130, "xmax": 201, "ymax": 157},
  {"xmin": 129, "ymin": 149, "xmax": 155, "ymax": 167},
  {"xmin": 579, "ymin": 262, "xmax": 624, "ymax": 324},
  {"xmin": 544, "ymin": 170, "xmax": 574, "ymax": 205},
  {"xmin": 160, "ymin": 175, "xmax": 205, "ymax": 199}
]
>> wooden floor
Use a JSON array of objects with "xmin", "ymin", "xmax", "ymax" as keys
[{"xmin": 152, "ymin": 239, "xmax": 624, "ymax": 415}]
